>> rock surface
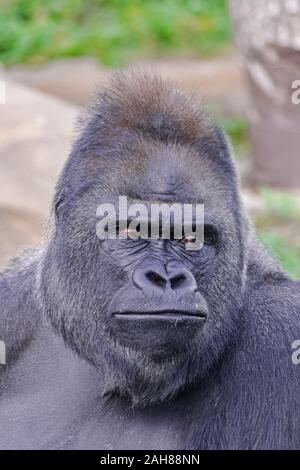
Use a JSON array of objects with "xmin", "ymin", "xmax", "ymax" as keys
[{"xmin": 0, "ymin": 79, "xmax": 78, "ymax": 268}]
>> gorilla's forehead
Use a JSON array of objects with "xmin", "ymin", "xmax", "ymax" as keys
[
  {"xmin": 97, "ymin": 169, "xmax": 233, "ymax": 228},
  {"xmin": 106, "ymin": 140, "xmax": 232, "ymax": 208}
]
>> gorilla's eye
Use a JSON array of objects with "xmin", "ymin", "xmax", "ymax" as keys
[
  {"xmin": 180, "ymin": 225, "xmax": 218, "ymax": 249},
  {"xmin": 120, "ymin": 223, "xmax": 141, "ymax": 239},
  {"xmin": 181, "ymin": 234, "xmax": 197, "ymax": 248},
  {"xmin": 120, "ymin": 228, "xmax": 139, "ymax": 238},
  {"xmin": 204, "ymin": 225, "xmax": 218, "ymax": 246}
]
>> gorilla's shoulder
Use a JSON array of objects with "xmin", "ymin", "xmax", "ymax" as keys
[
  {"xmin": 245, "ymin": 275, "xmax": 300, "ymax": 346},
  {"xmin": 246, "ymin": 239, "xmax": 300, "ymax": 332},
  {"xmin": 0, "ymin": 247, "xmax": 43, "ymax": 363}
]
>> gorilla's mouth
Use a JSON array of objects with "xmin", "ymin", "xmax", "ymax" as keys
[
  {"xmin": 110, "ymin": 306, "xmax": 207, "ymax": 356},
  {"xmin": 112, "ymin": 309, "xmax": 207, "ymax": 322}
]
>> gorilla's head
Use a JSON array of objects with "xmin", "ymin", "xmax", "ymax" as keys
[{"xmin": 39, "ymin": 71, "xmax": 248, "ymax": 406}]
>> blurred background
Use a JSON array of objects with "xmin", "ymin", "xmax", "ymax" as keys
[{"xmin": 0, "ymin": 0, "xmax": 300, "ymax": 277}]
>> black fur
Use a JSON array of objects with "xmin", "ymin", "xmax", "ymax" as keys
[{"xmin": 0, "ymin": 70, "xmax": 300, "ymax": 450}]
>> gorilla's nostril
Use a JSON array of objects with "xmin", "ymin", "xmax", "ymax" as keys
[
  {"xmin": 170, "ymin": 274, "xmax": 186, "ymax": 289},
  {"xmin": 134, "ymin": 265, "xmax": 197, "ymax": 293},
  {"xmin": 146, "ymin": 271, "xmax": 167, "ymax": 288}
]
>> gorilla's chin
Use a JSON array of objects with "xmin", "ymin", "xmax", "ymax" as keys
[{"xmin": 98, "ymin": 333, "xmax": 203, "ymax": 407}]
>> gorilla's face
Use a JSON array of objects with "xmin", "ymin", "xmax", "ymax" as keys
[
  {"xmin": 99, "ymin": 198, "xmax": 210, "ymax": 359},
  {"xmin": 40, "ymin": 76, "xmax": 247, "ymax": 405}
]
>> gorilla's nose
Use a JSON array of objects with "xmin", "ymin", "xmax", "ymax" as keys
[{"xmin": 133, "ymin": 262, "xmax": 197, "ymax": 294}]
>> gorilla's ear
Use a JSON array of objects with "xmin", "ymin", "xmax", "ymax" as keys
[{"xmin": 53, "ymin": 192, "xmax": 66, "ymax": 222}]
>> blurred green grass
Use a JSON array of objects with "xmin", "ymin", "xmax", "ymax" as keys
[
  {"xmin": 260, "ymin": 232, "xmax": 300, "ymax": 280},
  {"xmin": 219, "ymin": 116, "xmax": 249, "ymax": 157},
  {"xmin": 0, "ymin": 0, "xmax": 231, "ymax": 65},
  {"xmin": 256, "ymin": 188, "xmax": 300, "ymax": 280}
]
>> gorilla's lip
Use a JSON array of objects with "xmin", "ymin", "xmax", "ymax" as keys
[{"xmin": 112, "ymin": 309, "xmax": 207, "ymax": 321}]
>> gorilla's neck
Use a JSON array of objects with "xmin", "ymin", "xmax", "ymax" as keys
[{"xmin": 100, "ymin": 348, "xmax": 197, "ymax": 407}]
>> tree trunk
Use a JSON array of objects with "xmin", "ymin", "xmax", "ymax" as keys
[{"xmin": 228, "ymin": 0, "xmax": 300, "ymax": 188}]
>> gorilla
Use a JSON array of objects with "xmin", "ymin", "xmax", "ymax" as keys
[{"xmin": 0, "ymin": 70, "xmax": 300, "ymax": 450}]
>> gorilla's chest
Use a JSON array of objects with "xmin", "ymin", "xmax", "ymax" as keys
[
  {"xmin": 0, "ymin": 334, "xmax": 184, "ymax": 450},
  {"xmin": 0, "ymin": 389, "xmax": 182, "ymax": 450},
  {"xmin": 68, "ymin": 404, "xmax": 182, "ymax": 450}
]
